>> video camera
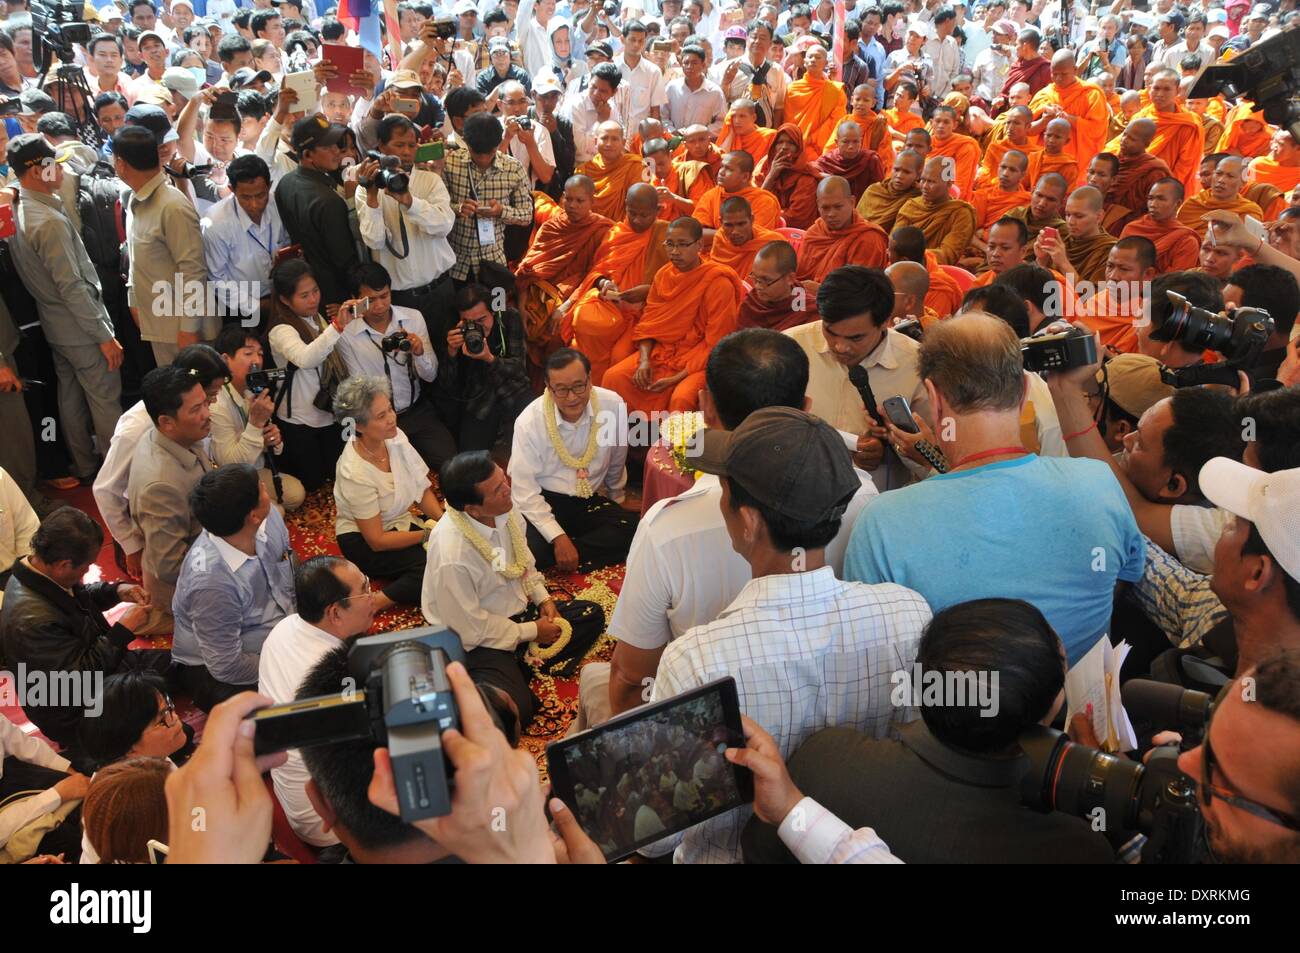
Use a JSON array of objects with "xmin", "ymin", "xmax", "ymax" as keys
[
  {"xmin": 1155, "ymin": 290, "xmax": 1274, "ymax": 388},
  {"xmin": 30, "ymin": 0, "xmax": 95, "ymax": 69},
  {"xmin": 364, "ymin": 150, "xmax": 410, "ymax": 195},
  {"xmin": 251, "ymin": 628, "xmax": 465, "ymax": 821},
  {"xmin": 1190, "ymin": 27, "xmax": 1300, "ymax": 141},
  {"xmin": 1021, "ymin": 324, "xmax": 1098, "ymax": 373},
  {"xmin": 246, "ymin": 363, "xmax": 287, "ymax": 397}
]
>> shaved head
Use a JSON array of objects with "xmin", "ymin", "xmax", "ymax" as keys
[
  {"xmin": 888, "ymin": 225, "xmax": 927, "ymax": 264},
  {"xmin": 887, "ymin": 261, "xmax": 931, "ymax": 314},
  {"xmin": 755, "ymin": 239, "xmax": 797, "ymax": 275},
  {"xmin": 564, "ymin": 174, "xmax": 596, "ymax": 196},
  {"xmin": 1069, "ymin": 185, "xmax": 1104, "ymax": 212},
  {"xmin": 720, "ymin": 195, "xmax": 754, "ymax": 217},
  {"xmin": 625, "ymin": 181, "xmax": 661, "ymax": 230},
  {"xmin": 817, "ymin": 175, "xmax": 853, "ymax": 200}
]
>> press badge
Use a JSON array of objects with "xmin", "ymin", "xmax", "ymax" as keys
[{"xmin": 477, "ymin": 216, "xmax": 495, "ymax": 245}]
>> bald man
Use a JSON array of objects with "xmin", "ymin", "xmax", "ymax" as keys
[
  {"xmin": 1026, "ymin": 117, "xmax": 1078, "ymax": 189},
  {"xmin": 1177, "ymin": 155, "xmax": 1265, "ymax": 239},
  {"xmin": 889, "ymin": 225, "xmax": 963, "ymax": 319},
  {"xmin": 971, "ymin": 148, "xmax": 1032, "ymax": 231},
  {"xmin": 577, "ymin": 121, "xmax": 648, "ymax": 221},
  {"xmin": 1198, "ymin": 221, "xmax": 1246, "ymax": 281},
  {"xmin": 1078, "ymin": 236, "xmax": 1159, "ymax": 353},
  {"xmin": 812, "ymin": 119, "xmax": 885, "ymax": 200},
  {"xmin": 796, "ymin": 176, "xmax": 888, "ymax": 286},
  {"xmin": 976, "ymin": 106, "xmax": 1040, "ymax": 190},
  {"xmin": 708, "ymin": 195, "xmax": 783, "ymax": 280},
  {"xmin": 692, "ymin": 149, "xmax": 782, "ymax": 238},
  {"xmin": 886, "ymin": 260, "xmax": 939, "ymax": 328},
  {"xmin": 1247, "ymin": 130, "xmax": 1300, "ymax": 218},
  {"xmin": 643, "ymin": 136, "xmax": 712, "ymax": 220},
  {"xmin": 1028, "ymin": 51, "xmax": 1110, "ymax": 171},
  {"xmin": 1105, "ymin": 118, "xmax": 1174, "ymax": 215},
  {"xmin": 1103, "ymin": 71, "xmax": 1203, "ymax": 195},
  {"xmin": 1120, "ymin": 178, "xmax": 1202, "ymax": 272},
  {"xmin": 1036, "ymin": 185, "xmax": 1116, "ymax": 285},
  {"xmin": 1004, "ymin": 172, "xmax": 1070, "ymax": 261},
  {"xmin": 857, "ymin": 149, "xmax": 924, "ymax": 233},
  {"xmin": 894, "ymin": 156, "xmax": 978, "ymax": 265},
  {"xmin": 738, "ymin": 240, "xmax": 819, "ymax": 332}
]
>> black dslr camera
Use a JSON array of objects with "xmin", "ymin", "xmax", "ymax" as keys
[
  {"xmin": 1155, "ymin": 290, "xmax": 1274, "ymax": 388},
  {"xmin": 382, "ymin": 330, "xmax": 412, "ymax": 353},
  {"xmin": 246, "ymin": 362, "xmax": 287, "ymax": 396},
  {"xmin": 514, "ymin": 115, "xmax": 532, "ymax": 131},
  {"xmin": 460, "ymin": 319, "xmax": 486, "ymax": 355},
  {"xmin": 251, "ymin": 628, "xmax": 466, "ymax": 821},
  {"xmin": 364, "ymin": 150, "xmax": 410, "ymax": 195},
  {"xmin": 431, "ymin": 16, "xmax": 457, "ymax": 38},
  {"xmin": 1021, "ymin": 325, "xmax": 1098, "ymax": 373},
  {"xmin": 166, "ymin": 160, "xmax": 215, "ymax": 181}
]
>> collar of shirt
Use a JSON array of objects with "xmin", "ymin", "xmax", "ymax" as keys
[
  {"xmin": 154, "ymin": 428, "xmax": 210, "ymax": 470},
  {"xmin": 131, "ymin": 171, "xmax": 169, "ymax": 206},
  {"xmin": 897, "ymin": 720, "xmax": 1029, "ymax": 788},
  {"xmin": 815, "ymin": 323, "xmax": 900, "ymax": 371},
  {"xmin": 232, "ymin": 197, "xmax": 276, "ymax": 239},
  {"xmin": 549, "ymin": 392, "xmax": 596, "ymax": 434},
  {"xmin": 715, "ymin": 564, "xmax": 842, "ymax": 619},
  {"xmin": 21, "ymin": 555, "xmax": 74, "ymax": 597},
  {"xmin": 16, "ymin": 188, "xmax": 63, "ymax": 213},
  {"xmin": 286, "ymin": 613, "xmax": 343, "ymax": 652},
  {"xmin": 208, "ymin": 519, "xmax": 271, "ymax": 573},
  {"xmin": 345, "ymin": 314, "xmax": 397, "ymax": 339},
  {"xmin": 645, "ymin": 470, "xmax": 718, "ymax": 524}
]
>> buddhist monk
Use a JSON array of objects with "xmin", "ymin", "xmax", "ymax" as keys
[
  {"xmin": 1026, "ymin": 118, "xmax": 1078, "ymax": 190},
  {"xmin": 715, "ymin": 99, "xmax": 777, "ymax": 171},
  {"xmin": 886, "ymin": 260, "xmax": 939, "ymax": 328},
  {"xmin": 986, "ymin": 82, "xmax": 1033, "ymax": 145},
  {"xmin": 738, "ymin": 240, "xmax": 820, "ymax": 331},
  {"xmin": 976, "ymin": 106, "xmax": 1039, "ymax": 189},
  {"xmin": 1028, "ymin": 50, "xmax": 1110, "ymax": 175},
  {"xmin": 971, "ymin": 149, "xmax": 1032, "ymax": 230},
  {"xmin": 927, "ymin": 104, "xmax": 981, "ymax": 198},
  {"xmin": 888, "ymin": 225, "xmax": 962, "ymax": 319},
  {"xmin": 1120, "ymin": 178, "xmax": 1202, "ymax": 273},
  {"xmin": 676, "ymin": 124, "xmax": 723, "ymax": 181},
  {"xmin": 971, "ymin": 217, "xmax": 1032, "ymax": 284},
  {"xmin": 1186, "ymin": 96, "xmax": 1225, "ymax": 155},
  {"xmin": 1006, "ymin": 172, "xmax": 1071, "ymax": 259},
  {"xmin": 631, "ymin": 117, "xmax": 668, "ymax": 157},
  {"xmin": 708, "ymin": 195, "xmax": 784, "ymax": 279},
  {"xmin": 693, "ymin": 149, "xmax": 782, "ymax": 238},
  {"xmin": 1177, "ymin": 155, "xmax": 1264, "ymax": 239},
  {"xmin": 895, "ymin": 156, "xmax": 978, "ymax": 265},
  {"xmin": 813, "ymin": 120, "xmax": 885, "ymax": 200},
  {"xmin": 1077, "ymin": 235, "xmax": 1158, "ymax": 354},
  {"xmin": 1083, "ymin": 153, "xmax": 1135, "ymax": 235},
  {"xmin": 1197, "ymin": 152, "xmax": 1225, "ymax": 194},
  {"xmin": 563, "ymin": 184, "xmax": 669, "ymax": 383},
  {"xmin": 1104, "ymin": 71, "xmax": 1203, "ymax": 195},
  {"xmin": 1198, "ymin": 221, "xmax": 1246, "ymax": 281},
  {"xmin": 827, "ymin": 84, "xmax": 895, "ymax": 169},
  {"xmin": 578, "ymin": 121, "xmax": 647, "ymax": 222},
  {"xmin": 857, "ymin": 149, "xmax": 924, "ymax": 233},
  {"xmin": 1105, "ymin": 118, "xmax": 1172, "ymax": 215},
  {"xmin": 755, "ymin": 124, "xmax": 822, "ymax": 229},
  {"xmin": 883, "ymin": 81, "xmax": 924, "ymax": 142},
  {"xmin": 1035, "ymin": 185, "xmax": 1115, "ymax": 284},
  {"xmin": 784, "ymin": 42, "xmax": 845, "ymax": 158},
  {"xmin": 602, "ymin": 216, "xmax": 743, "ymax": 413},
  {"xmin": 1247, "ymin": 130, "xmax": 1300, "ymax": 219},
  {"xmin": 1216, "ymin": 103, "xmax": 1273, "ymax": 159},
  {"xmin": 643, "ymin": 136, "xmax": 712, "ymax": 220},
  {"xmin": 1002, "ymin": 28, "xmax": 1052, "ymax": 99},
  {"xmin": 515, "ymin": 175, "xmax": 615, "ymax": 358},
  {"xmin": 796, "ymin": 176, "xmax": 888, "ymax": 286},
  {"xmin": 903, "ymin": 127, "xmax": 932, "ymax": 163}
]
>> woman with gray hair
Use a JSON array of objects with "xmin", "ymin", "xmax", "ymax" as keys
[{"xmin": 333, "ymin": 375, "xmax": 444, "ymax": 610}]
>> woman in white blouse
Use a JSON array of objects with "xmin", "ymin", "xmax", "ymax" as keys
[
  {"xmin": 333, "ymin": 375, "xmax": 445, "ymax": 610},
  {"xmin": 267, "ymin": 258, "xmax": 356, "ymax": 492}
]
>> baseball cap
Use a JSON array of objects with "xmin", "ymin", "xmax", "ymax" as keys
[
  {"xmin": 587, "ymin": 40, "xmax": 614, "ymax": 58},
  {"xmin": 138, "ymin": 29, "xmax": 167, "ymax": 48},
  {"xmin": 991, "ymin": 17, "xmax": 1018, "ymax": 36},
  {"xmin": 291, "ymin": 113, "xmax": 346, "ymax": 152},
  {"xmin": 1199, "ymin": 458, "xmax": 1300, "ymax": 581},
  {"xmin": 172, "ymin": 0, "xmax": 194, "ymax": 10},
  {"xmin": 488, "ymin": 36, "xmax": 511, "ymax": 53},
  {"xmin": 1097, "ymin": 354, "xmax": 1173, "ymax": 420},
  {"xmin": 6, "ymin": 133, "xmax": 70, "ymax": 176},
  {"xmin": 725, "ymin": 25, "xmax": 748, "ymax": 40},
  {"xmin": 453, "ymin": 0, "xmax": 478, "ymax": 13},
  {"xmin": 18, "ymin": 88, "xmax": 57, "ymax": 115},
  {"xmin": 125, "ymin": 103, "xmax": 181, "ymax": 143},
  {"xmin": 1130, "ymin": 11, "xmax": 1155, "ymax": 28},
  {"xmin": 389, "ymin": 68, "xmax": 423, "ymax": 90},
  {"xmin": 1157, "ymin": 11, "xmax": 1185, "ymax": 29},
  {"xmin": 1248, "ymin": 4, "xmax": 1270, "ymax": 19},
  {"xmin": 161, "ymin": 66, "xmax": 202, "ymax": 99},
  {"xmin": 694, "ymin": 407, "xmax": 861, "ymax": 524},
  {"xmin": 906, "ymin": 20, "xmax": 933, "ymax": 40},
  {"xmin": 1209, "ymin": 24, "xmax": 1231, "ymax": 39},
  {"xmin": 97, "ymin": 3, "xmax": 123, "ymax": 20},
  {"xmin": 230, "ymin": 67, "xmax": 275, "ymax": 89},
  {"xmin": 1207, "ymin": 8, "xmax": 1228, "ymax": 22},
  {"xmin": 532, "ymin": 74, "xmax": 563, "ymax": 96}
]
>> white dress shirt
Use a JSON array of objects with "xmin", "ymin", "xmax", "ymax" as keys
[
  {"xmin": 421, "ymin": 508, "xmax": 550, "ymax": 651},
  {"xmin": 0, "ymin": 714, "xmax": 70, "ymax": 849},
  {"xmin": 267, "ymin": 320, "xmax": 344, "ymax": 429},
  {"xmin": 210, "ymin": 382, "xmax": 281, "ymax": 470},
  {"xmin": 664, "ymin": 76, "xmax": 728, "ymax": 135},
  {"xmin": 257, "ymin": 613, "xmax": 345, "ymax": 847},
  {"xmin": 333, "ymin": 430, "xmax": 431, "ymax": 537},
  {"xmin": 777, "ymin": 796, "xmax": 903, "ymax": 864},
  {"xmin": 923, "ymin": 34, "xmax": 961, "ymax": 98},
  {"xmin": 0, "ymin": 466, "xmax": 39, "ymax": 578},
  {"xmin": 508, "ymin": 386, "xmax": 628, "ymax": 545},
  {"xmin": 614, "ymin": 53, "xmax": 669, "ymax": 131},
  {"xmin": 202, "ymin": 194, "xmax": 289, "ymax": 321},
  {"xmin": 504, "ymin": 118, "xmax": 556, "ymax": 189},
  {"xmin": 355, "ymin": 169, "xmax": 456, "ymax": 291},
  {"xmin": 561, "ymin": 88, "xmax": 626, "ymax": 165},
  {"xmin": 332, "ymin": 306, "xmax": 437, "ymax": 415},
  {"xmin": 650, "ymin": 565, "xmax": 932, "ymax": 863}
]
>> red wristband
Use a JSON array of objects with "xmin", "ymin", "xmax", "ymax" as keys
[{"xmin": 1063, "ymin": 420, "xmax": 1099, "ymax": 442}]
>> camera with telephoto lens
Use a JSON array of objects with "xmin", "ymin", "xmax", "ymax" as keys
[
  {"xmin": 166, "ymin": 160, "xmax": 215, "ymax": 181},
  {"xmin": 382, "ymin": 330, "xmax": 412, "ymax": 353},
  {"xmin": 364, "ymin": 150, "xmax": 410, "ymax": 195},
  {"xmin": 460, "ymin": 319, "xmax": 486, "ymax": 355},
  {"xmin": 246, "ymin": 363, "xmax": 287, "ymax": 396},
  {"xmin": 1154, "ymin": 291, "xmax": 1274, "ymax": 388},
  {"xmin": 1021, "ymin": 325, "xmax": 1099, "ymax": 372}
]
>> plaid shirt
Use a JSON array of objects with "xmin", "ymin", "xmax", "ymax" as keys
[
  {"xmin": 440, "ymin": 147, "xmax": 533, "ymax": 280},
  {"xmin": 1131, "ymin": 536, "xmax": 1229, "ymax": 651}
]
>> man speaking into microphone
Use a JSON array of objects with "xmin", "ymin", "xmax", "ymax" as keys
[{"xmin": 786, "ymin": 266, "xmax": 932, "ymax": 492}]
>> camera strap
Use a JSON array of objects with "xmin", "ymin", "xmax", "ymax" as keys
[
  {"xmin": 367, "ymin": 320, "xmax": 418, "ymax": 409},
  {"xmin": 384, "ymin": 203, "xmax": 411, "ymax": 260}
]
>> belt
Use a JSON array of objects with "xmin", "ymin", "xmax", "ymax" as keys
[{"xmin": 395, "ymin": 278, "xmax": 443, "ymax": 298}]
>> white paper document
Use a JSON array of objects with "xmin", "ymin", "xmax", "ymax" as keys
[{"xmin": 1064, "ymin": 637, "xmax": 1138, "ymax": 753}]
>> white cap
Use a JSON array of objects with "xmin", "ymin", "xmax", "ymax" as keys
[
  {"xmin": 1209, "ymin": 24, "xmax": 1230, "ymax": 39},
  {"xmin": 1130, "ymin": 11, "xmax": 1155, "ymax": 28},
  {"xmin": 453, "ymin": 0, "xmax": 478, "ymax": 14},
  {"xmin": 532, "ymin": 74, "xmax": 563, "ymax": 96},
  {"xmin": 98, "ymin": 3, "xmax": 123, "ymax": 20},
  {"xmin": 1199, "ymin": 458, "xmax": 1300, "ymax": 581},
  {"xmin": 906, "ymin": 19, "xmax": 933, "ymax": 40}
]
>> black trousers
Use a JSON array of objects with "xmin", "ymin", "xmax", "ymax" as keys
[
  {"xmin": 336, "ymin": 530, "xmax": 427, "ymax": 607},
  {"xmin": 392, "ymin": 276, "xmax": 456, "ymax": 342},
  {"xmin": 0, "ymin": 755, "xmax": 83, "ymax": 860},
  {"xmin": 465, "ymin": 646, "xmax": 540, "ymax": 730},
  {"xmin": 172, "ymin": 662, "xmax": 255, "ymax": 714},
  {"xmin": 397, "ymin": 398, "xmax": 458, "ymax": 472},
  {"xmin": 525, "ymin": 490, "xmax": 639, "ymax": 572},
  {"xmin": 275, "ymin": 419, "xmax": 343, "ymax": 492}
]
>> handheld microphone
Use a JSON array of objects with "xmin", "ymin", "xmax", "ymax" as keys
[{"xmin": 847, "ymin": 365, "xmax": 882, "ymax": 427}]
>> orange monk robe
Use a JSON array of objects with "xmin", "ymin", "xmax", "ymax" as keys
[
  {"xmin": 1025, "ymin": 150, "xmax": 1079, "ymax": 191},
  {"xmin": 566, "ymin": 220, "xmax": 671, "ymax": 383},
  {"xmin": 856, "ymin": 181, "xmax": 921, "ymax": 232},
  {"xmin": 928, "ymin": 132, "xmax": 982, "ymax": 198},
  {"xmin": 1078, "ymin": 286, "xmax": 1145, "ymax": 354},
  {"xmin": 883, "ymin": 106, "xmax": 923, "ymax": 137},
  {"xmin": 1200, "ymin": 115, "xmax": 1225, "ymax": 156},
  {"xmin": 970, "ymin": 265, "xmax": 1083, "ymax": 317},
  {"xmin": 707, "ymin": 222, "xmax": 784, "ymax": 279},
  {"xmin": 1175, "ymin": 190, "xmax": 1264, "ymax": 239},
  {"xmin": 602, "ymin": 260, "xmax": 744, "ymax": 414},
  {"xmin": 532, "ymin": 190, "xmax": 563, "ymax": 228},
  {"xmin": 1061, "ymin": 232, "xmax": 1117, "ymax": 284},
  {"xmin": 754, "ymin": 124, "xmax": 823, "ymax": 229},
  {"xmin": 1120, "ymin": 214, "xmax": 1202, "ymax": 272},
  {"xmin": 971, "ymin": 185, "xmax": 1032, "ymax": 229},
  {"xmin": 1028, "ymin": 80, "xmax": 1111, "ymax": 172},
  {"xmin": 974, "ymin": 137, "xmax": 1041, "ymax": 190},
  {"xmin": 827, "ymin": 110, "xmax": 896, "ymax": 168},
  {"xmin": 1003, "ymin": 204, "xmax": 1069, "ymax": 260},
  {"xmin": 1247, "ymin": 155, "xmax": 1300, "ymax": 213},
  {"xmin": 1105, "ymin": 104, "xmax": 1205, "ymax": 195},
  {"xmin": 715, "ymin": 116, "xmax": 779, "ymax": 170},
  {"xmin": 794, "ymin": 211, "xmax": 888, "ymax": 282},
  {"xmin": 811, "ymin": 146, "xmax": 884, "ymax": 200},
  {"xmin": 923, "ymin": 250, "xmax": 963, "ymax": 319},
  {"xmin": 652, "ymin": 159, "xmax": 714, "ymax": 220},
  {"xmin": 1207, "ymin": 96, "xmax": 1228, "ymax": 124},
  {"xmin": 516, "ymin": 210, "xmax": 615, "ymax": 301},
  {"xmin": 1245, "ymin": 183, "xmax": 1288, "ymax": 223},
  {"xmin": 1101, "ymin": 203, "xmax": 1135, "ymax": 236},
  {"xmin": 894, "ymin": 196, "xmax": 978, "ymax": 265},
  {"xmin": 577, "ymin": 151, "xmax": 647, "ymax": 221},
  {"xmin": 737, "ymin": 287, "xmax": 820, "ymax": 332},
  {"xmin": 693, "ymin": 184, "xmax": 782, "ymax": 229},
  {"xmin": 1216, "ymin": 104, "xmax": 1274, "ymax": 158},
  {"xmin": 672, "ymin": 141, "xmax": 723, "ymax": 181},
  {"xmin": 1107, "ymin": 152, "xmax": 1172, "ymax": 217},
  {"xmin": 784, "ymin": 73, "xmax": 847, "ymax": 160}
]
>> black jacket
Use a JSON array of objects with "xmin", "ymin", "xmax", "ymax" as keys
[
  {"xmin": 0, "ymin": 561, "xmax": 135, "ymax": 747},
  {"xmin": 274, "ymin": 166, "xmax": 359, "ymax": 308}
]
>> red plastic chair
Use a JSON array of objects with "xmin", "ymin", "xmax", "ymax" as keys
[
  {"xmin": 265, "ymin": 775, "xmax": 320, "ymax": 864},
  {"xmin": 775, "ymin": 227, "xmax": 806, "ymax": 254},
  {"xmin": 940, "ymin": 264, "xmax": 975, "ymax": 294}
]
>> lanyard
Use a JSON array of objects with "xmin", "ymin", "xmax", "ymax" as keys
[{"xmin": 224, "ymin": 382, "xmax": 248, "ymax": 427}]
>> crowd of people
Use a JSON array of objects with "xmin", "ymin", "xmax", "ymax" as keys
[{"xmin": 0, "ymin": 0, "xmax": 1298, "ymax": 867}]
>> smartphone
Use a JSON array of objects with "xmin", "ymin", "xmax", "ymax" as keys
[
  {"xmin": 0, "ymin": 204, "xmax": 14, "ymax": 241},
  {"xmin": 883, "ymin": 395, "xmax": 921, "ymax": 434},
  {"xmin": 250, "ymin": 693, "xmax": 372, "ymax": 757},
  {"xmin": 415, "ymin": 140, "xmax": 444, "ymax": 162},
  {"xmin": 146, "ymin": 839, "xmax": 169, "ymax": 864},
  {"xmin": 546, "ymin": 676, "xmax": 752, "ymax": 863},
  {"xmin": 393, "ymin": 97, "xmax": 420, "ymax": 116},
  {"xmin": 1041, "ymin": 226, "xmax": 1059, "ymax": 242},
  {"xmin": 353, "ymin": 297, "xmax": 371, "ymax": 316},
  {"xmin": 1243, "ymin": 214, "xmax": 1267, "ymax": 242},
  {"xmin": 652, "ymin": 39, "xmax": 673, "ymax": 52}
]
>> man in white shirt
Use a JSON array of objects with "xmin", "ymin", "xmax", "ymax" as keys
[
  {"xmin": 514, "ymin": 0, "xmax": 560, "ymax": 76},
  {"xmin": 573, "ymin": 329, "xmax": 878, "ymax": 732},
  {"xmin": 1160, "ymin": 13, "xmax": 1213, "ymax": 71},
  {"xmin": 665, "ymin": 42, "xmax": 727, "ymax": 135},
  {"xmin": 648, "ymin": 405, "xmax": 931, "ymax": 863},
  {"xmin": 0, "ymin": 465, "xmax": 39, "ymax": 597},
  {"xmin": 614, "ymin": 19, "xmax": 668, "ymax": 130},
  {"xmin": 202, "ymin": 154, "xmax": 288, "ymax": 326},
  {"xmin": 258, "ymin": 554, "xmax": 377, "ymax": 847},
  {"xmin": 509, "ymin": 348, "xmax": 637, "ymax": 574},
  {"xmin": 499, "ymin": 79, "xmax": 557, "ymax": 188},
  {"xmin": 562, "ymin": 60, "xmax": 626, "ymax": 164},
  {"xmin": 332, "ymin": 262, "xmax": 458, "ymax": 471},
  {"xmin": 922, "ymin": 6, "xmax": 961, "ymax": 98},
  {"xmin": 712, "ymin": 19, "xmax": 786, "ymax": 127}
]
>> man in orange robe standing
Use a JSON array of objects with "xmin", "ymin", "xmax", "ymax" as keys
[
  {"xmin": 795, "ymin": 176, "xmax": 888, "ymax": 287},
  {"xmin": 602, "ymin": 217, "xmax": 743, "ymax": 413},
  {"xmin": 895, "ymin": 156, "xmax": 978, "ymax": 265},
  {"xmin": 693, "ymin": 150, "xmax": 782, "ymax": 238},
  {"xmin": 1120, "ymin": 178, "xmax": 1202, "ymax": 272},
  {"xmin": 707, "ymin": 196, "xmax": 784, "ymax": 280},
  {"xmin": 784, "ymin": 42, "xmax": 845, "ymax": 159},
  {"xmin": 578, "ymin": 121, "xmax": 647, "ymax": 223},
  {"xmin": 1104, "ymin": 70, "xmax": 1203, "ymax": 196},
  {"xmin": 1027, "ymin": 51, "xmax": 1110, "ymax": 180}
]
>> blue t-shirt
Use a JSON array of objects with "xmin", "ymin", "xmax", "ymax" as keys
[{"xmin": 843, "ymin": 454, "xmax": 1144, "ymax": 665}]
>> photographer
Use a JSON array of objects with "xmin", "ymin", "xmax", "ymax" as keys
[
  {"xmin": 441, "ymin": 112, "xmax": 532, "ymax": 283},
  {"xmin": 436, "ymin": 282, "xmax": 532, "ymax": 455},
  {"xmin": 357, "ymin": 68, "xmax": 444, "ymax": 154},
  {"xmin": 1135, "ymin": 270, "xmax": 1225, "ymax": 370},
  {"xmin": 353, "ymin": 114, "xmax": 457, "ymax": 337},
  {"xmin": 477, "ymin": 35, "xmax": 532, "ymax": 97},
  {"xmin": 201, "ymin": 154, "xmax": 289, "ymax": 327},
  {"xmin": 210, "ymin": 325, "xmax": 307, "ymax": 513},
  {"xmin": 740, "ymin": 598, "xmax": 1115, "ymax": 864},
  {"xmin": 498, "ymin": 80, "xmax": 555, "ymax": 188},
  {"xmin": 1222, "ymin": 264, "xmax": 1298, "ymax": 381}
]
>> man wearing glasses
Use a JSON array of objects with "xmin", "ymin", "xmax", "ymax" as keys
[{"xmin": 509, "ymin": 348, "xmax": 637, "ymax": 572}]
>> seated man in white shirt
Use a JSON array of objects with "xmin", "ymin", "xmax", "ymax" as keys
[
  {"xmin": 647, "ymin": 406, "xmax": 932, "ymax": 863},
  {"xmin": 510, "ymin": 348, "xmax": 638, "ymax": 573},
  {"xmin": 258, "ymin": 554, "xmax": 377, "ymax": 848},
  {"xmin": 202, "ymin": 154, "xmax": 289, "ymax": 327},
  {"xmin": 211, "ymin": 325, "xmax": 306, "ymax": 512}
]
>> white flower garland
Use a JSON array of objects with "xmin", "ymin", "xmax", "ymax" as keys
[
  {"xmin": 447, "ymin": 508, "xmax": 529, "ymax": 579},
  {"xmin": 526, "ymin": 616, "xmax": 573, "ymax": 664},
  {"xmin": 542, "ymin": 388, "xmax": 599, "ymax": 498}
]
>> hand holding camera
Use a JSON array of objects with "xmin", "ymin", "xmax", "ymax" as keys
[
  {"xmin": 447, "ymin": 320, "xmax": 492, "ymax": 361},
  {"xmin": 247, "ymin": 388, "xmax": 275, "ymax": 428}
]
